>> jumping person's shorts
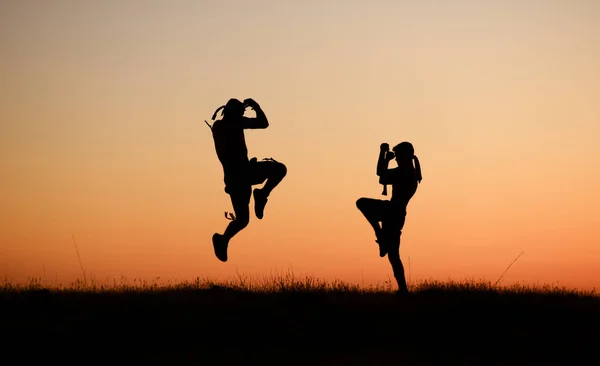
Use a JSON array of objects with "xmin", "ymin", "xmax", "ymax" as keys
[{"xmin": 224, "ymin": 158, "xmax": 278, "ymax": 204}]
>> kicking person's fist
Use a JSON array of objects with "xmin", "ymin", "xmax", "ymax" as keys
[{"xmin": 380, "ymin": 143, "xmax": 390, "ymax": 152}]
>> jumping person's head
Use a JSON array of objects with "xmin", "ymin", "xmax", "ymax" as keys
[
  {"xmin": 392, "ymin": 142, "xmax": 422, "ymax": 183},
  {"xmin": 223, "ymin": 98, "xmax": 245, "ymax": 118},
  {"xmin": 211, "ymin": 98, "xmax": 246, "ymax": 121}
]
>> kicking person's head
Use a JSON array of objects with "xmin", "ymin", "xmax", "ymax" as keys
[
  {"xmin": 392, "ymin": 142, "xmax": 414, "ymax": 160},
  {"xmin": 211, "ymin": 98, "xmax": 245, "ymax": 121},
  {"xmin": 392, "ymin": 142, "xmax": 422, "ymax": 183}
]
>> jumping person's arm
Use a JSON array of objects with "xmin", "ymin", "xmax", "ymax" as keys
[{"xmin": 241, "ymin": 98, "xmax": 269, "ymax": 129}]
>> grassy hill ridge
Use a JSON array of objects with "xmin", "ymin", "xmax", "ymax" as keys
[{"xmin": 1, "ymin": 276, "xmax": 598, "ymax": 365}]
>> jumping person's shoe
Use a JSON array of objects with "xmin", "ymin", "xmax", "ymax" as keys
[
  {"xmin": 212, "ymin": 233, "xmax": 229, "ymax": 262},
  {"xmin": 253, "ymin": 189, "xmax": 268, "ymax": 219}
]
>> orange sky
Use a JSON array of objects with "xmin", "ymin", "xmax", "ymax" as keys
[{"xmin": 1, "ymin": 1, "xmax": 599, "ymax": 290}]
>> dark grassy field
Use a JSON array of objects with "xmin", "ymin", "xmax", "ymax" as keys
[{"xmin": 1, "ymin": 274, "xmax": 598, "ymax": 365}]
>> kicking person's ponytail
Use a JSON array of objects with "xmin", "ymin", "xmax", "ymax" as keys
[{"xmin": 413, "ymin": 155, "xmax": 422, "ymax": 183}]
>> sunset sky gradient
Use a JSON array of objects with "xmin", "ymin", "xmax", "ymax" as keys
[{"xmin": 1, "ymin": 0, "xmax": 599, "ymax": 289}]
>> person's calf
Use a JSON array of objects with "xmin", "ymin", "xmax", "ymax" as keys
[
  {"xmin": 395, "ymin": 277, "xmax": 409, "ymax": 294},
  {"xmin": 261, "ymin": 162, "xmax": 287, "ymax": 197},
  {"xmin": 223, "ymin": 213, "xmax": 250, "ymax": 239},
  {"xmin": 388, "ymin": 253, "xmax": 405, "ymax": 277},
  {"xmin": 253, "ymin": 189, "xmax": 269, "ymax": 219},
  {"xmin": 254, "ymin": 163, "xmax": 286, "ymax": 219}
]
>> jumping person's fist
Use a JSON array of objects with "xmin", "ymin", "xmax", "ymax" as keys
[{"xmin": 243, "ymin": 98, "xmax": 260, "ymax": 109}]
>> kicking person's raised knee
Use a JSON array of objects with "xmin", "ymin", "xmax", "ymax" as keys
[
  {"xmin": 274, "ymin": 161, "xmax": 287, "ymax": 178},
  {"xmin": 356, "ymin": 197, "xmax": 368, "ymax": 210}
]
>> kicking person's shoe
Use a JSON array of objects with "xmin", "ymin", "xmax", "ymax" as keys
[
  {"xmin": 375, "ymin": 231, "xmax": 388, "ymax": 257},
  {"xmin": 212, "ymin": 233, "xmax": 229, "ymax": 262},
  {"xmin": 253, "ymin": 189, "xmax": 268, "ymax": 219},
  {"xmin": 375, "ymin": 238, "xmax": 388, "ymax": 258}
]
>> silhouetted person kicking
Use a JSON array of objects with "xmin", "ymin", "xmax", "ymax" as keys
[
  {"xmin": 207, "ymin": 98, "xmax": 287, "ymax": 262},
  {"xmin": 356, "ymin": 142, "xmax": 422, "ymax": 293}
]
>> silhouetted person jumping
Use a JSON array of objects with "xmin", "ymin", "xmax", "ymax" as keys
[
  {"xmin": 207, "ymin": 98, "xmax": 287, "ymax": 262},
  {"xmin": 356, "ymin": 142, "xmax": 422, "ymax": 293}
]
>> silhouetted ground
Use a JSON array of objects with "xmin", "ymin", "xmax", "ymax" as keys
[{"xmin": 1, "ymin": 275, "xmax": 598, "ymax": 365}]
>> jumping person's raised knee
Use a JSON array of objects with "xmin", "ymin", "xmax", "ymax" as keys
[{"xmin": 275, "ymin": 161, "xmax": 287, "ymax": 177}]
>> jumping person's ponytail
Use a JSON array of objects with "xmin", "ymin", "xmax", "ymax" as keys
[
  {"xmin": 211, "ymin": 105, "xmax": 226, "ymax": 121},
  {"xmin": 413, "ymin": 155, "xmax": 422, "ymax": 183},
  {"xmin": 204, "ymin": 105, "xmax": 226, "ymax": 131}
]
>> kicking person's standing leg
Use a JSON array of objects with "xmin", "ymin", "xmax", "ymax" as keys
[{"xmin": 383, "ymin": 212, "xmax": 408, "ymax": 293}]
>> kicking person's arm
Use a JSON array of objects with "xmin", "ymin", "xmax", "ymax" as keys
[
  {"xmin": 377, "ymin": 143, "xmax": 397, "ymax": 185},
  {"xmin": 379, "ymin": 167, "xmax": 398, "ymax": 185},
  {"xmin": 241, "ymin": 98, "xmax": 269, "ymax": 129}
]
